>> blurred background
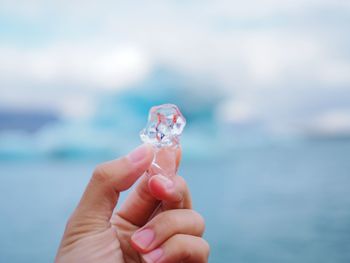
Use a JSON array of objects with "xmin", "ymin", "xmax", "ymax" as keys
[{"xmin": 1, "ymin": 1, "xmax": 350, "ymax": 262}]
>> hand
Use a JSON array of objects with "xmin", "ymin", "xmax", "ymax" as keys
[{"xmin": 55, "ymin": 144, "xmax": 209, "ymax": 263}]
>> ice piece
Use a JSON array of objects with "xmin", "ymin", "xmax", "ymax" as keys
[
  {"xmin": 140, "ymin": 104, "xmax": 186, "ymax": 177},
  {"xmin": 140, "ymin": 104, "xmax": 186, "ymax": 147}
]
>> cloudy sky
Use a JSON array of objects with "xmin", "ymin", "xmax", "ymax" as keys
[{"xmin": 1, "ymin": 0, "xmax": 350, "ymax": 134}]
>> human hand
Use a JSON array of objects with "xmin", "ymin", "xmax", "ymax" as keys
[{"xmin": 55, "ymin": 144, "xmax": 209, "ymax": 263}]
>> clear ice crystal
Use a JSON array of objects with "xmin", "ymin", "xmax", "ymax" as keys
[
  {"xmin": 140, "ymin": 104, "xmax": 186, "ymax": 147},
  {"xmin": 140, "ymin": 104, "xmax": 186, "ymax": 177}
]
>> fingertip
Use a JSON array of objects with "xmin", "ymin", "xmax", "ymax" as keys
[
  {"xmin": 151, "ymin": 174, "xmax": 174, "ymax": 188},
  {"xmin": 149, "ymin": 174, "xmax": 173, "ymax": 193},
  {"xmin": 72, "ymin": 145, "xmax": 155, "ymax": 225},
  {"xmin": 128, "ymin": 143, "xmax": 154, "ymax": 165},
  {"xmin": 130, "ymin": 238, "xmax": 147, "ymax": 254},
  {"xmin": 148, "ymin": 174, "xmax": 181, "ymax": 202},
  {"xmin": 125, "ymin": 144, "xmax": 154, "ymax": 176},
  {"xmin": 91, "ymin": 144, "xmax": 154, "ymax": 192},
  {"xmin": 148, "ymin": 175, "xmax": 166, "ymax": 200}
]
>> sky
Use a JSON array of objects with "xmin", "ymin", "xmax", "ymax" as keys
[{"xmin": 1, "ymin": 0, "xmax": 350, "ymax": 135}]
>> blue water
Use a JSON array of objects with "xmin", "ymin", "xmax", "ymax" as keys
[{"xmin": 1, "ymin": 140, "xmax": 350, "ymax": 262}]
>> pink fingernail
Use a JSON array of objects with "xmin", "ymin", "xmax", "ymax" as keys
[
  {"xmin": 132, "ymin": 228, "xmax": 155, "ymax": 250},
  {"xmin": 142, "ymin": 248, "xmax": 163, "ymax": 263},
  {"xmin": 128, "ymin": 144, "xmax": 151, "ymax": 164},
  {"xmin": 156, "ymin": 174, "xmax": 174, "ymax": 189}
]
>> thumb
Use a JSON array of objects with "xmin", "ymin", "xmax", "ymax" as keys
[{"xmin": 69, "ymin": 144, "xmax": 154, "ymax": 228}]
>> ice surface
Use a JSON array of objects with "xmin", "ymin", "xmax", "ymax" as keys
[
  {"xmin": 140, "ymin": 104, "xmax": 186, "ymax": 147},
  {"xmin": 140, "ymin": 104, "xmax": 186, "ymax": 177}
]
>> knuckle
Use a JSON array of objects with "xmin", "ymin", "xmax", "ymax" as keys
[
  {"xmin": 171, "ymin": 211, "xmax": 183, "ymax": 227},
  {"xmin": 159, "ymin": 210, "xmax": 179, "ymax": 226},
  {"xmin": 153, "ymin": 210, "xmax": 206, "ymax": 236},
  {"xmin": 151, "ymin": 210, "xmax": 182, "ymax": 232},
  {"xmin": 64, "ymin": 212, "xmax": 82, "ymax": 232},
  {"xmin": 65, "ymin": 214, "xmax": 75, "ymax": 230},
  {"xmin": 92, "ymin": 164, "xmax": 110, "ymax": 183},
  {"xmin": 187, "ymin": 209, "xmax": 205, "ymax": 236}
]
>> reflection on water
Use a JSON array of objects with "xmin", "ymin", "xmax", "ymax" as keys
[{"xmin": 1, "ymin": 140, "xmax": 350, "ymax": 263}]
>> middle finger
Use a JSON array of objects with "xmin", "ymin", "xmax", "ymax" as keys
[{"xmin": 131, "ymin": 209, "xmax": 205, "ymax": 253}]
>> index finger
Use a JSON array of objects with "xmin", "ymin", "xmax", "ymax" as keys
[
  {"xmin": 68, "ymin": 144, "xmax": 154, "ymax": 229},
  {"xmin": 116, "ymin": 147, "xmax": 182, "ymax": 226}
]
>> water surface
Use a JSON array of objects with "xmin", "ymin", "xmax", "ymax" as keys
[{"xmin": 1, "ymin": 140, "xmax": 350, "ymax": 262}]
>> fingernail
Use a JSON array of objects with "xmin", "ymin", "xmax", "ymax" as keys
[
  {"xmin": 156, "ymin": 174, "xmax": 174, "ymax": 189},
  {"xmin": 132, "ymin": 228, "xmax": 155, "ymax": 250},
  {"xmin": 142, "ymin": 248, "xmax": 163, "ymax": 263},
  {"xmin": 128, "ymin": 144, "xmax": 151, "ymax": 164}
]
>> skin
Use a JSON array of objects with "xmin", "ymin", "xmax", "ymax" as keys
[{"xmin": 55, "ymin": 144, "xmax": 209, "ymax": 263}]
